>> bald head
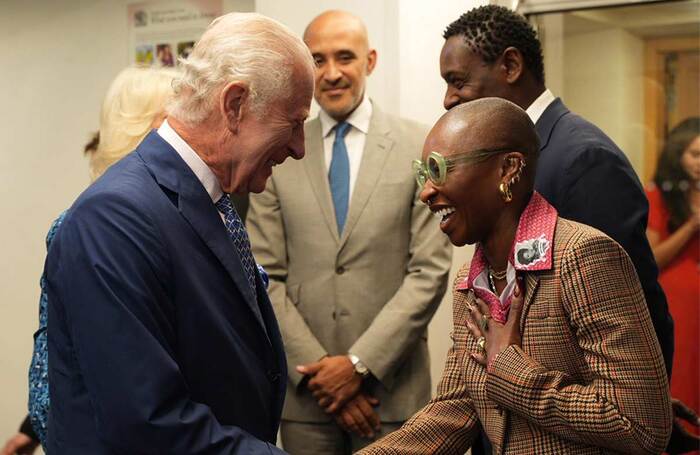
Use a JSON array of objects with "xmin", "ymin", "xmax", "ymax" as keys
[
  {"xmin": 432, "ymin": 97, "xmax": 539, "ymax": 161},
  {"xmin": 303, "ymin": 10, "xmax": 376, "ymax": 121},
  {"xmin": 304, "ymin": 10, "xmax": 369, "ymax": 50}
]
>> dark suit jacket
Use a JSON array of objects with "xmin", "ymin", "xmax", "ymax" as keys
[
  {"xmin": 534, "ymin": 98, "xmax": 674, "ymax": 376},
  {"xmin": 46, "ymin": 131, "xmax": 287, "ymax": 454}
]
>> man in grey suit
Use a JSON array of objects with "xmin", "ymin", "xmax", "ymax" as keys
[{"xmin": 247, "ymin": 10, "xmax": 452, "ymax": 455}]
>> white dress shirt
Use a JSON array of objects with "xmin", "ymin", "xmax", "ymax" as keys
[
  {"xmin": 157, "ymin": 119, "xmax": 271, "ymax": 289},
  {"xmin": 319, "ymin": 95, "xmax": 373, "ymax": 202},
  {"xmin": 157, "ymin": 119, "xmax": 225, "ymax": 221},
  {"xmin": 525, "ymin": 88, "xmax": 556, "ymax": 124}
]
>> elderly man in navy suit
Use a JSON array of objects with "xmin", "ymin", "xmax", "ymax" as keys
[{"xmin": 45, "ymin": 13, "xmax": 314, "ymax": 454}]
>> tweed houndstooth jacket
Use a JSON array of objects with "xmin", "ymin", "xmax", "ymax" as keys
[{"xmin": 359, "ymin": 217, "xmax": 672, "ymax": 454}]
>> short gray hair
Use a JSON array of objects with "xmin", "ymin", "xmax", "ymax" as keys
[{"xmin": 169, "ymin": 12, "xmax": 313, "ymax": 124}]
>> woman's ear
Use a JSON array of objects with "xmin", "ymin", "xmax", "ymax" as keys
[
  {"xmin": 220, "ymin": 81, "xmax": 248, "ymax": 134},
  {"xmin": 501, "ymin": 152, "xmax": 526, "ymax": 183}
]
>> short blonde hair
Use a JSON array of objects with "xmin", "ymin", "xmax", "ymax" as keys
[
  {"xmin": 88, "ymin": 67, "xmax": 179, "ymax": 180},
  {"xmin": 169, "ymin": 12, "xmax": 314, "ymax": 124}
]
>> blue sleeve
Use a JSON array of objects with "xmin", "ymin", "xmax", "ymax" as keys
[
  {"xmin": 28, "ymin": 211, "xmax": 67, "ymax": 447},
  {"xmin": 48, "ymin": 197, "xmax": 284, "ymax": 454}
]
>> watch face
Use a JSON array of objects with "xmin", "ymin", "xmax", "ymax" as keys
[{"xmin": 355, "ymin": 361, "xmax": 368, "ymax": 376}]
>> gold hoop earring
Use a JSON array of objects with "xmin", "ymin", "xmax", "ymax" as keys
[{"xmin": 499, "ymin": 182, "xmax": 513, "ymax": 202}]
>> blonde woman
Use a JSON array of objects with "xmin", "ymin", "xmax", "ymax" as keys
[
  {"xmin": 25, "ymin": 66, "xmax": 178, "ymax": 450},
  {"xmin": 88, "ymin": 67, "xmax": 177, "ymax": 180}
]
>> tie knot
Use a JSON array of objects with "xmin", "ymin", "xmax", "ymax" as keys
[
  {"xmin": 215, "ymin": 194, "xmax": 234, "ymax": 215},
  {"xmin": 334, "ymin": 122, "xmax": 351, "ymax": 140}
]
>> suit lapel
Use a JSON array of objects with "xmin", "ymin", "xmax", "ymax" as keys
[
  {"xmin": 303, "ymin": 119, "xmax": 340, "ymax": 242},
  {"xmin": 178, "ymin": 192, "xmax": 268, "ymax": 337},
  {"xmin": 138, "ymin": 132, "xmax": 269, "ymax": 339},
  {"xmin": 338, "ymin": 110, "xmax": 394, "ymax": 250}
]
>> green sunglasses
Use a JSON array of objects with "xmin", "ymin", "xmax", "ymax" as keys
[{"xmin": 412, "ymin": 147, "xmax": 515, "ymax": 187}]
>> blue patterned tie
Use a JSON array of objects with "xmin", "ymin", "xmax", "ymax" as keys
[
  {"xmin": 215, "ymin": 195, "xmax": 257, "ymax": 298},
  {"xmin": 329, "ymin": 121, "xmax": 351, "ymax": 234}
]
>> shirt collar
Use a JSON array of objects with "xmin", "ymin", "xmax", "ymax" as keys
[
  {"xmin": 526, "ymin": 88, "xmax": 556, "ymax": 124},
  {"xmin": 157, "ymin": 119, "xmax": 223, "ymax": 203},
  {"xmin": 319, "ymin": 94, "xmax": 373, "ymax": 138},
  {"xmin": 458, "ymin": 191, "xmax": 558, "ymax": 291}
]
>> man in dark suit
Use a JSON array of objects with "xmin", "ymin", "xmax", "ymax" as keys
[
  {"xmin": 438, "ymin": 5, "xmax": 679, "ymax": 453},
  {"xmin": 45, "ymin": 13, "xmax": 314, "ymax": 454}
]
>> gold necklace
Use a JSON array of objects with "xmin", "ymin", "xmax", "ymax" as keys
[{"xmin": 489, "ymin": 267, "xmax": 507, "ymax": 281}]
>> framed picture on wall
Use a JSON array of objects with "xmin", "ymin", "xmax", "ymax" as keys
[{"xmin": 127, "ymin": 0, "xmax": 222, "ymax": 68}]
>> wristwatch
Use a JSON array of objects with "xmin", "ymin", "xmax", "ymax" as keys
[{"xmin": 348, "ymin": 354, "xmax": 370, "ymax": 379}]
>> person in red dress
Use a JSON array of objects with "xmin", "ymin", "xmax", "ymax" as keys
[{"xmin": 647, "ymin": 117, "xmax": 700, "ymax": 453}]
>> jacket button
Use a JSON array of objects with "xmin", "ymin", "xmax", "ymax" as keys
[
  {"xmin": 332, "ymin": 311, "xmax": 336, "ymax": 320},
  {"xmin": 268, "ymin": 371, "xmax": 280, "ymax": 382},
  {"xmin": 336, "ymin": 266, "xmax": 345, "ymax": 275}
]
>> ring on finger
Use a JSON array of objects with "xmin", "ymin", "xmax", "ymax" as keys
[{"xmin": 476, "ymin": 336, "xmax": 487, "ymax": 351}]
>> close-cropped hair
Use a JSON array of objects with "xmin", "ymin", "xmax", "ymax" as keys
[
  {"xmin": 88, "ymin": 67, "xmax": 179, "ymax": 181},
  {"xmin": 169, "ymin": 12, "xmax": 314, "ymax": 124},
  {"xmin": 444, "ymin": 5, "xmax": 545, "ymax": 84},
  {"xmin": 653, "ymin": 117, "xmax": 700, "ymax": 232}
]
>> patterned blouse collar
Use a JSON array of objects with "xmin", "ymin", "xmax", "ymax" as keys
[{"xmin": 456, "ymin": 191, "xmax": 558, "ymax": 322}]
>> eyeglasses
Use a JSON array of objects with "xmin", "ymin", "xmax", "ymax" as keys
[{"xmin": 412, "ymin": 147, "xmax": 515, "ymax": 187}]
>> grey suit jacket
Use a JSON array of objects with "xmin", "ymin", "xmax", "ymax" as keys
[{"xmin": 247, "ymin": 105, "xmax": 452, "ymax": 422}]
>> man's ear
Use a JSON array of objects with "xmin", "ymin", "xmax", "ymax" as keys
[
  {"xmin": 366, "ymin": 49, "xmax": 377, "ymax": 75},
  {"xmin": 500, "ymin": 47, "xmax": 524, "ymax": 85},
  {"xmin": 220, "ymin": 81, "xmax": 248, "ymax": 134}
]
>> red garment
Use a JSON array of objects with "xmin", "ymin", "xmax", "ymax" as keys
[{"xmin": 647, "ymin": 187, "xmax": 700, "ymax": 439}]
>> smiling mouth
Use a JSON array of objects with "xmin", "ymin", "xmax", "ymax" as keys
[
  {"xmin": 433, "ymin": 206, "xmax": 456, "ymax": 224},
  {"xmin": 322, "ymin": 87, "xmax": 348, "ymax": 95}
]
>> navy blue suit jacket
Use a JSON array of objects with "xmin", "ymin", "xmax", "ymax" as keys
[
  {"xmin": 534, "ymin": 98, "xmax": 674, "ymax": 376},
  {"xmin": 46, "ymin": 131, "xmax": 287, "ymax": 454}
]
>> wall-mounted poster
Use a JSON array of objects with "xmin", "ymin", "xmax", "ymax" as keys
[{"xmin": 128, "ymin": 0, "xmax": 222, "ymax": 67}]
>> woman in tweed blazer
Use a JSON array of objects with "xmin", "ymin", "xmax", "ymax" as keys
[{"xmin": 360, "ymin": 98, "xmax": 672, "ymax": 454}]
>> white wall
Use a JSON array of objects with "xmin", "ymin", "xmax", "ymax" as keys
[
  {"xmin": 562, "ymin": 26, "xmax": 646, "ymax": 174},
  {"xmin": 539, "ymin": 13, "xmax": 566, "ymax": 98}
]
